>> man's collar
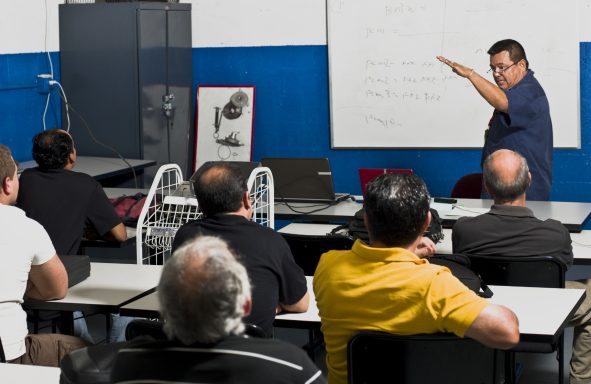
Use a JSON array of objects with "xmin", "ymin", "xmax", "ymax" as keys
[
  {"xmin": 489, "ymin": 204, "xmax": 535, "ymax": 217},
  {"xmin": 352, "ymin": 239, "xmax": 427, "ymax": 264}
]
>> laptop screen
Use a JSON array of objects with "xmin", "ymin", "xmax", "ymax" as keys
[{"xmin": 261, "ymin": 157, "xmax": 337, "ymax": 202}]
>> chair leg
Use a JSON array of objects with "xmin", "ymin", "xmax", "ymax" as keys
[{"xmin": 505, "ymin": 350, "xmax": 516, "ymax": 384}]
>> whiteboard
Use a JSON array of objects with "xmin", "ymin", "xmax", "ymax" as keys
[{"xmin": 327, "ymin": 0, "xmax": 581, "ymax": 148}]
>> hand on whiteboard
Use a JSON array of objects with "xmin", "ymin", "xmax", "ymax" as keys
[{"xmin": 437, "ymin": 56, "xmax": 474, "ymax": 79}]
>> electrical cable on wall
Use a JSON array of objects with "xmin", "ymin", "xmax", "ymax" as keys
[{"xmin": 62, "ymin": 99, "xmax": 139, "ymax": 189}]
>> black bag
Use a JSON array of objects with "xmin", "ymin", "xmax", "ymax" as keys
[
  {"xmin": 333, "ymin": 207, "xmax": 444, "ymax": 245},
  {"xmin": 429, "ymin": 254, "xmax": 492, "ymax": 298}
]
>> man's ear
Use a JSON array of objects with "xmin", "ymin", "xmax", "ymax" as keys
[
  {"xmin": 242, "ymin": 297, "xmax": 252, "ymax": 317},
  {"xmin": 421, "ymin": 210, "xmax": 432, "ymax": 234},
  {"xmin": 1, "ymin": 176, "xmax": 10, "ymax": 195},
  {"xmin": 527, "ymin": 171, "xmax": 532, "ymax": 186},
  {"xmin": 242, "ymin": 191, "xmax": 252, "ymax": 210}
]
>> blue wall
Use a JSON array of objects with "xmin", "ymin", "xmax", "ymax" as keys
[
  {"xmin": 2, "ymin": 44, "xmax": 590, "ymax": 201},
  {"xmin": 194, "ymin": 44, "xmax": 591, "ymax": 200}
]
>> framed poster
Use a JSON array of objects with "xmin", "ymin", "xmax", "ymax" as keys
[{"xmin": 195, "ymin": 86, "xmax": 255, "ymax": 170}]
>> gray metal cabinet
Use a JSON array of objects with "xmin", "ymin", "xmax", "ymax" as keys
[{"xmin": 59, "ymin": 2, "xmax": 193, "ymax": 184}]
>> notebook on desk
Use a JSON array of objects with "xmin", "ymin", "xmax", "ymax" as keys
[{"xmin": 261, "ymin": 157, "xmax": 345, "ymax": 203}]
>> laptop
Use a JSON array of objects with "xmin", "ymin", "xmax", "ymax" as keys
[
  {"xmin": 261, "ymin": 157, "xmax": 343, "ymax": 203},
  {"xmin": 359, "ymin": 168, "xmax": 413, "ymax": 195}
]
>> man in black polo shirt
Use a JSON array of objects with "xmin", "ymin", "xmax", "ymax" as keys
[
  {"xmin": 172, "ymin": 162, "xmax": 309, "ymax": 337},
  {"xmin": 453, "ymin": 149, "xmax": 591, "ymax": 384},
  {"xmin": 17, "ymin": 129, "xmax": 127, "ymax": 255},
  {"xmin": 17, "ymin": 129, "xmax": 128, "ymax": 343},
  {"xmin": 105, "ymin": 236, "xmax": 325, "ymax": 383}
]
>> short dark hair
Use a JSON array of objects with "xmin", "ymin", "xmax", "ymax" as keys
[
  {"xmin": 32, "ymin": 129, "xmax": 74, "ymax": 170},
  {"xmin": 488, "ymin": 39, "xmax": 529, "ymax": 69},
  {"xmin": 483, "ymin": 150, "xmax": 530, "ymax": 203},
  {"xmin": 364, "ymin": 173, "xmax": 431, "ymax": 247},
  {"xmin": 0, "ymin": 144, "xmax": 16, "ymax": 186},
  {"xmin": 192, "ymin": 162, "xmax": 248, "ymax": 216}
]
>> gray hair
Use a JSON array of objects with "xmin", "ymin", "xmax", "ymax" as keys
[
  {"xmin": 158, "ymin": 236, "xmax": 251, "ymax": 344},
  {"xmin": 483, "ymin": 149, "xmax": 529, "ymax": 203}
]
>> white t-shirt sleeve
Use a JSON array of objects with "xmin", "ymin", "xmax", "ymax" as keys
[{"xmin": 29, "ymin": 220, "xmax": 56, "ymax": 266}]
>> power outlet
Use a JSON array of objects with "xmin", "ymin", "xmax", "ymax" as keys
[{"xmin": 37, "ymin": 74, "xmax": 53, "ymax": 94}]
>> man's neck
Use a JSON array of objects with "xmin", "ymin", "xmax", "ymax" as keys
[
  {"xmin": 225, "ymin": 209, "xmax": 251, "ymax": 220},
  {"xmin": 493, "ymin": 195, "xmax": 526, "ymax": 207}
]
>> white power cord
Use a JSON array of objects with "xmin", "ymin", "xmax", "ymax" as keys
[{"xmin": 49, "ymin": 80, "xmax": 71, "ymax": 132}]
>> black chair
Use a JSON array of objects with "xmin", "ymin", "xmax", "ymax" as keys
[
  {"xmin": 468, "ymin": 254, "xmax": 567, "ymax": 384},
  {"xmin": 451, "ymin": 172, "xmax": 483, "ymax": 199},
  {"xmin": 281, "ymin": 233, "xmax": 354, "ymax": 275},
  {"xmin": 347, "ymin": 331, "xmax": 497, "ymax": 384}
]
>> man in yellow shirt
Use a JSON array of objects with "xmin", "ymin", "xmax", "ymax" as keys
[{"xmin": 314, "ymin": 172, "xmax": 520, "ymax": 384}]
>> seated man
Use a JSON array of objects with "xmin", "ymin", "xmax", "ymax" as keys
[
  {"xmin": 17, "ymin": 129, "xmax": 128, "ymax": 343},
  {"xmin": 172, "ymin": 162, "xmax": 308, "ymax": 336},
  {"xmin": 17, "ymin": 129, "xmax": 127, "ymax": 255},
  {"xmin": 314, "ymin": 172, "xmax": 519, "ymax": 384},
  {"xmin": 453, "ymin": 149, "xmax": 590, "ymax": 384},
  {"xmin": 0, "ymin": 144, "xmax": 85, "ymax": 365},
  {"xmin": 62, "ymin": 236, "xmax": 325, "ymax": 383}
]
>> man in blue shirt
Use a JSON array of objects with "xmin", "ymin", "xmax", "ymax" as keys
[{"xmin": 437, "ymin": 39, "xmax": 553, "ymax": 200}]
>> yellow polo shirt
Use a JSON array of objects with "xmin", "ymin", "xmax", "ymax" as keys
[{"xmin": 313, "ymin": 240, "xmax": 489, "ymax": 384}]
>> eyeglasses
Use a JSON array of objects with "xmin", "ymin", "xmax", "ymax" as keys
[{"xmin": 487, "ymin": 62, "xmax": 517, "ymax": 74}]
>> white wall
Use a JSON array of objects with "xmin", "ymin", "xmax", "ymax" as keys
[{"xmin": 0, "ymin": 0, "xmax": 326, "ymax": 55}]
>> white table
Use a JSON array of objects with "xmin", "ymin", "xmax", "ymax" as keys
[
  {"xmin": 25, "ymin": 263, "xmax": 162, "ymax": 314},
  {"xmin": 435, "ymin": 228, "xmax": 591, "ymax": 266},
  {"xmin": 434, "ymin": 199, "xmax": 591, "ymax": 232},
  {"xmin": 18, "ymin": 156, "xmax": 156, "ymax": 181},
  {"xmin": 0, "ymin": 363, "xmax": 60, "ymax": 384},
  {"xmin": 119, "ymin": 275, "xmax": 584, "ymax": 344},
  {"xmin": 488, "ymin": 285, "xmax": 584, "ymax": 343},
  {"xmin": 276, "ymin": 198, "xmax": 591, "ymax": 232},
  {"xmin": 279, "ymin": 223, "xmax": 591, "ymax": 266},
  {"xmin": 275, "ymin": 279, "xmax": 584, "ymax": 344}
]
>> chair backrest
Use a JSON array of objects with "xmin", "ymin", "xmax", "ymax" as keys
[
  {"xmin": 280, "ymin": 233, "xmax": 354, "ymax": 275},
  {"xmin": 451, "ymin": 173, "xmax": 483, "ymax": 199},
  {"xmin": 468, "ymin": 254, "xmax": 565, "ymax": 288},
  {"xmin": 347, "ymin": 331, "xmax": 496, "ymax": 384}
]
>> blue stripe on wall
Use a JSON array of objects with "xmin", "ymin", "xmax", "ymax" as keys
[
  {"xmin": 0, "ymin": 52, "xmax": 61, "ymax": 160},
  {"xmin": 1, "ymin": 45, "xmax": 590, "ymax": 204},
  {"xmin": 194, "ymin": 44, "xmax": 591, "ymax": 201}
]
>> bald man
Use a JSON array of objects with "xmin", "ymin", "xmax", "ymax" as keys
[{"xmin": 452, "ymin": 149, "xmax": 591, "ymax": 384}]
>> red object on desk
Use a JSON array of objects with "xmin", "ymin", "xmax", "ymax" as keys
[{"xmin": 359, "ymin": 168, "xmax": 413, "ymax": 195}]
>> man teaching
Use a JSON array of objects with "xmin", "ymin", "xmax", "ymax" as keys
[{"xmin": 437, "ymin": 39, "xmax": 553, "ymax": 201}]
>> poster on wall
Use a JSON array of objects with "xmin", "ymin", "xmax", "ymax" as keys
[{"xmin": 195, "ymin": 86, "xmax": 255, "ymax": 170}]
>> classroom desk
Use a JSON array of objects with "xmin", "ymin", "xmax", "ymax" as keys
[
  {"xmin": 435, "ymin": 228, "xmax": 591, "ymax": 266},
  {"xmin": 274, "ymin": 199, "xmax": 362, "ymax": 222},
  {"xmin": 120, "ymin": 275, "xmax": 584, "ymax": 345},
  {"xmin": 0, "ymin": 363, "xmax": 60, "ymax": 384},
  {"xmin": 24, "ymin": 262, "xmax": 162, "ymax": 328},
  {"xmin": 276, "ymin": 280, "xmax": 585, "ymax": 346},
  {"xmin": 275, "ymin": 199, "xmax": 591, "ymax": 232},
  {"xmin": 279, "ymin": 223, "xmax": 591, "ymax": 267},
  {"xmin": 434, "ymin": 199, "xmax": 591, "ymax": 232},
  {"xmin": 18, "ymin": 156, "xmax": 156, "ymax": 181}
]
